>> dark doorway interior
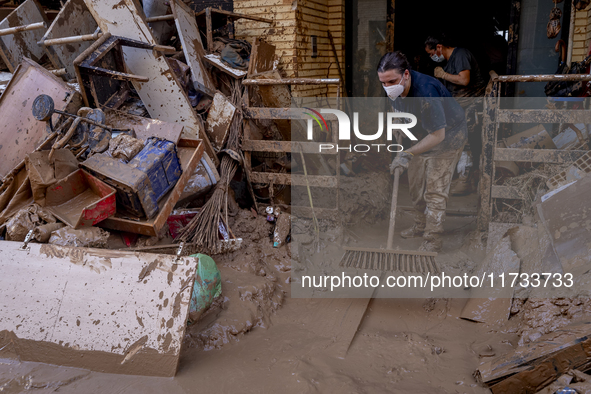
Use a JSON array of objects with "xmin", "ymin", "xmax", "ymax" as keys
[
  {"xmin": 394, "ymin": 0, "xmax": 513, "ymax": 78},
  {"xmin": 346, "ymin": 0, "xmax": 515, "ymax": 97}
]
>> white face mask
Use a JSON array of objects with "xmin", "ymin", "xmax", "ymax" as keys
[
  {"xmin": 383, "ymin": 76, "xmax": 406, "ymax": 101},
  {"xmin": 430, "ymin": 52, "xmax": 445, "ymax": 63}
]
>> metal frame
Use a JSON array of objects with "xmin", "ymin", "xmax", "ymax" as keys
[
  {"xmin": 478, "ymin": 71, "xmax": 591, "ymax": 232},
  {"xmin": 195, "ymin": 7, "xmax": 273, "ymax": 52},
  {"xmin": 241, "ymin": 78, "xmax": 341, "ymax": 219}
]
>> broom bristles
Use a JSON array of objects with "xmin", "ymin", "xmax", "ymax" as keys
[
  {"xmin": 339, "ymin": 249, "xmax": 439, "ymax": 274},
  {"xmin": 175, "ymin": 78, "xmax": 245, "ymax": 253}
]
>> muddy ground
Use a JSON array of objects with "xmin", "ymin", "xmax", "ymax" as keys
[{"xmin": 1, "ymin": 188, "xmax": 590, "ymax": 393}]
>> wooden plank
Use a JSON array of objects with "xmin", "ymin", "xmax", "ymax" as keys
[
  {"xmin": 249, "ymin": 172, "xmax": 337, "ymax": 188},
  {"xmin": 495, "ymin": 148, "xmax": 588, "ymax": 163},
  {"xmin": 243, "ymin": 78, "xmax": 339, "ymax": 85},
  {"xmin": 204, "ymin": 53, "xmax": 247, "ymax": 78},
  {"xmin": 242, "ymin": 120, "xmax": 259, "ymax": 212},
  {"xmin": 40, "ymin": 0, "xmax": 97, "ymax": 80},
  {"xmin": 476, "ymin": 322, "xmax": 591, "ymax": 392},
  {"xmin": 205, "ymin": 7, "xmax": 212, "ymax": 52},
  {"xmin": 80, "ymin": 65, "xmax": 149, "ymax": 82},
  {"xmin": 497, "ymin": 109, "xmax": 591, "ymax": 124},
  {"xmin": 99, "ymin": 140, "xmax": 204, "ymax": 236},
  {"xmin": 170, "ymin": 0, "xmax": 215, "ymax": 92},
  {"xmin": 491, "ymin": 185, "xmax": 523, "ymax": 199},
  {"xmin": 0, "ymin": 0, "xmax": 56, "ymax": 72},
  {"xmin": 493, "ymin": 74, "xmax": 591, "ymax": 83},
  {"xmin": 242, "ymin": 139, "xmax": 337, "ymax": 154},
  {"xmin": 0, "ymin": 241, "xmax": 197, "ymax": 377},
  {"xmin": 243, "ymin": 107, "xmax": 338, "ymax": 120},
  {"xmin": 104, "ymin": 110, "xmax": 183, "ymax": 144},
  {"xmin": 247, "ymin": 37, "xmax": 276, "ymax": 77},
  {"xmin": 235, "ymin": 0, "xmax": 290, "ymax": 7},
  {"xmin": 205, "ymin": 92, "xmax": 236, "ymax": 151},
  {"xmin": 0, "ymin": 58, "xmax": 76, "ymax": 178},
  {"xmin": 478, "ymin": 84, "xmax": 499, "ymax": 232},
  {"xmin": 195, "ymin": 7, "xmax": 273, "ymax": 24},
  {"xmin": 538, "ymin": 176, "xmax": 591, "ymax": 271}
]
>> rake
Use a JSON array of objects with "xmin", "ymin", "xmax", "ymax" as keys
[{"xmin": 338, "ymin": 167, "xmax": 440, "ymax": 274}]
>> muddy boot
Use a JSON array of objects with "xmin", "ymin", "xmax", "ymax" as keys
[
  {"xmin": 419, "ymin": 237, "xmax": 442, "ymax": 253},
  {"xmin": 400, "ymin": 224, "xmax": 425, "ymax": 239}
]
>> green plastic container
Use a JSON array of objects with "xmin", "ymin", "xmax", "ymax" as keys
[{"xmin": 189, "ymin": 253, "xmax": 222, "ymax": 321}]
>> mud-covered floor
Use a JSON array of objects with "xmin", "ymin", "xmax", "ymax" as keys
[{"xmin": 1, "ymin": 191, "xmax": 590, "ymax": 393}]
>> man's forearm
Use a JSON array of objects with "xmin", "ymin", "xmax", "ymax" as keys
[
  {"xmin": 444, "ymin": 70, "xmax": 470, "ymax": 86},
  {"xmin": 405, "ymin": 128, "xmax": 445, "ymax": 155}
]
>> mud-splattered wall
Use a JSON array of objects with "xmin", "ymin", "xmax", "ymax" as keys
[
  {"xmin": 233, "ymin": 0, "xmax": 345, "ymax": 97},
  {"xmin": 572, "ymin": 4, "xmax": 591, "ymax": 62}
]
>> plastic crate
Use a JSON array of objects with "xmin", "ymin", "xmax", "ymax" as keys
[
  {"xmin": 128, "ymin": 138, "xmax": 182, "ymax": 202},
  {"xmin": 81, "ymin": 155, "xmax": 160, "ymax": 219},
  {"xmin": 45, "ymin": 169, "xmax": 116, "ymax": 228},
  {"xmin": 547, "ymin": 151, "xmax": 591, "ymax": 191},
  {"xmin": 81, "ymin": 138, "xmax": 182, "ymax": 219}
]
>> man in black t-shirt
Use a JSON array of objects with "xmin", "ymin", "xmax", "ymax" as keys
[
  {"xmin": 425, "ymin": 35, "xmax": 487, "ymax": 194},
  {"xmin": 377, "ymin": 51, "xmax": 467, "ymax": 252},
  {"xmin": 424, "ymin": 36, "xmax": 486, "ymax": 98}
]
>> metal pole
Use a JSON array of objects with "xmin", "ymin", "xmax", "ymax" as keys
[
  {"xmin": 491, "ymin": 74, "xmax": 591, "ymax": 82},
  {"xmin": 145, "ymin": 14, "xmax": 175, "ymax": 22},
  {"xmin": 0, "ymin": 21, "xmax": 46, "ymax": 37},
  {"xmin": 48, "ymin": 68, "xmax": 67, "ymax": 76},
  {"xmin": 40, "ymin": 31, "xmax": 102, "ymax": 46},
  {"xmin": 242, "ymin": 78, "xmax": 340, "ymax": 86},
  {"xmin": 567, "ymin": 0, "xmax": 576, "ymax": 67}
]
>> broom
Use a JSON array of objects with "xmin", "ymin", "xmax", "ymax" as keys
[
  {"xmin": 175, "ymin": 78, "xmax": 243, "ymax": 253},
  {"xmin": 339, "ymin": 167, "xmax": 440, "ymax": 274}
]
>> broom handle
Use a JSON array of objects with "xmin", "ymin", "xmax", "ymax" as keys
[{"xmin": 386, "ymin": 167, "xmax": 401, "ymax": 250}]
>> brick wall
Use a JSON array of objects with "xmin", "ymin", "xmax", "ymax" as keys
[
  {"xmin": 234, "ymin": 0, "xmax": 298, "ymax": 78},
  {"xmin": 572, "ymin": 3, "xmax": 591, "ymax": 62},
  {"xmin": 234, "ymin": 0, "xmax": 345, "ymax": 97}
]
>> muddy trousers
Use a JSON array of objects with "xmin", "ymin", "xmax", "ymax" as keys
[{"xmin": 407, "ymin": 146, "xmax": 465, "ymax": 242}]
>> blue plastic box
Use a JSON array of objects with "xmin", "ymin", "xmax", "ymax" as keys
[
  {"xmin": 129, "ymin": 138, "xmax": 182, "ymax": 202},
  {"xmin": 81, "ymin": 138, "xmax": 182, "ymax": 219}
]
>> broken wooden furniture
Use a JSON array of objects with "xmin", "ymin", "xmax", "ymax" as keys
[
  {"xmin": 248, "ymin": 38, "xmax": 276, "ymax": 77},
  {"xmin": 170, "ymin": 0, "xmax": 215, "ymax": 96},
  {"xmin": 83, "ymin": 0, "xmax": 218, "ymax": 165},
  {"xmin": 195, "ymin": 7, "xmax": 273, "ymax": 52},
  {"xmin": 0, "ymin": 0, "xmax": 59, "ymax": 72},
  {"xmin": 0, "ymin": 241, "xmax": 197, "ymax": 376},
  {"xmin": 0, "ymin": 58, "xmax": 79, "ymax": 179},
  {"xmin": 538, "ymin": 175, "xmax": 591, "ymax": 272},
  {"xmin": 478, "ymin": 71, "xmax": 591, "ymax": 232},
  {"xmin": 241, "ymin": 78, "xmax": 341, "ymax": 219},
  {"xmin": 73, "ymin": 34, "xmax": 162, "ymax": 109},
  {"xmin": 81, "ymin": 137, "xmax": 183, "ymax": 220},
  {"xmin": 38, "ymin": 0, "xmax": 99, "ymax": 80},
  {"xmin": 205, "ymin": 92, "xmax": 236, "ymax": 152},
  {"xmin": 476, "ymin": 322, "xmax": 591, "ymax": 393},
  {"xmin": 98, "ymin": 139, "xmax": 204, "ymax": 237}
]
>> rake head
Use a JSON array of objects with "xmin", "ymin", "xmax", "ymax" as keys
[{"xmin": 339, "ymin": 247, "xmax": 439, "ymax": 274}]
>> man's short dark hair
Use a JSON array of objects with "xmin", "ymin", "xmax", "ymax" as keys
[
  {"xmin": 377, "ymin": 51, "xmax": 410, "ymax": 74},
  {"xmin": 425, "ymin": 34, "xmax": 450, "ymax": 50}
]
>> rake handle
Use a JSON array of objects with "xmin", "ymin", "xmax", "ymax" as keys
[{"xmin": 386, "ymin": 167, "xmax": 401, "ymax": 250}]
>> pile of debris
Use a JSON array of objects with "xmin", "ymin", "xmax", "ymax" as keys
[
  {"xmin": 0, "ymin": 0, "xmax": 295, "ymax": 377},
  {"xmin": 463, "ymin": 126, "xmax": 591, "ymax": 392}
]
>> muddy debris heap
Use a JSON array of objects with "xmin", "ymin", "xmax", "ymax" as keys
[
  {"xmin": 0, "ymin": 0, "xmax": 297, "ymax": 378},
  {"xmin": 2, "ymin": 0, "xmax": 591, "ymax": 391}
]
